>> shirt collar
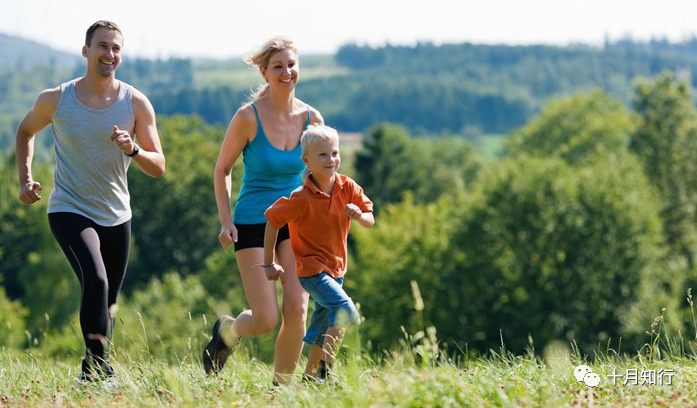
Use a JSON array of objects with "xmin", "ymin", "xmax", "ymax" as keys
[{"xmin": 304, "ymin": 173, "xmax": 343, "ymax": 195}]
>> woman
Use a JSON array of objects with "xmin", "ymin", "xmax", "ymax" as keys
[{"xmin": 204, "ymin": 37, "xmax": 324, "ymax": 385}]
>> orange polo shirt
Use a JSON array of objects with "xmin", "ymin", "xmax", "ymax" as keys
[{"xmin": 264, "ymin": 173, "xmax": 373, "ymax": 278}]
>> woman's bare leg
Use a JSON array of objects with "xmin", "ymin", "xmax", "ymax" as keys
[
  {"xmin": 273, "ymin": 240, "xmax": 309, "ymax": 384},
  {"xmin": 230, "ymin": 248, "xmax": 281, "ymax": 338}
]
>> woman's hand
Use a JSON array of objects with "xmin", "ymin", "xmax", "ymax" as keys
[{"xmin": 218, "ymin": 223, "xmax": 238, "ymax": 248}]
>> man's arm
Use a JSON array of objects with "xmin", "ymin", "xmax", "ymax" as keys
[
  {"xmin": 16, "ymin": 87, "xmax": 60, "ymax": 204},
  {"xmin": 127, "ymin": 89, "xmax": 165, "ymax": 178}
]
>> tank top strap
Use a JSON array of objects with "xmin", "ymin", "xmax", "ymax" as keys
[
  {"xmin": 117, "ymin": 80, "xmax": 131, "ymax": 102},
  {"xmin": 251, "ymin": 103, "xmax": 262, "ymax": 127},
  {"xmin": 305, "ymin": 105, "xmax": 311, "ymax": 129}
]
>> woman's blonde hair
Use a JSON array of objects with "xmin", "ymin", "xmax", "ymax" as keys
[{"xmin": 244, "ymin": 37, "xmax": 298, "ymax": 101}]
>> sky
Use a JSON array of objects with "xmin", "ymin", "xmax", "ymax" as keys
[{"xmin": 1, "ymin": 0, "xmax": 695, "ymax": 60}]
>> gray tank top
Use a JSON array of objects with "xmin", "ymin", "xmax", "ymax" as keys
[{"xmin": 48, "ymin": 78, "xmax": 135, "ymax": 226}]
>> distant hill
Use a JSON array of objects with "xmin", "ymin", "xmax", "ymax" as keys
[
  {"xmin": 0, "ymin": 33, "xmax": 81, "ymax": 70},
  {"xmin": 4, "ymin": 33, "xmax": 697, "ymax": 159}
]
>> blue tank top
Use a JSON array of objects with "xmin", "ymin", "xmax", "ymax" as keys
[{"xmin": 233, "ymin": 103, "xmax": 309, "ymax": 224}]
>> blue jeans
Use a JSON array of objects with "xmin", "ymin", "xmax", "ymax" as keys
[{"xmin": 299, "ymin": 272, "xmax": 360, "ymax": 346}]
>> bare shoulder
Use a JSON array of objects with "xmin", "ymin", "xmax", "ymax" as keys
[
  {"xmin": 130, "ymin": 86, "xmax": 155, "ymax": 112},
  {"xmin": 27, "ymin": 85, "xmax": 61, "ymax": 121},
  {"xmin": 229, "ymin": 103, "xmax": 258, "ymax": 130},
  {"xmin": 35, "ymin": 86, "xmax": 61, "ymax": 109},
  {"xmin": 16, "ymin": 85, "xmax": 61, "ymax": 135},
  {"xmin": 226, "ymin": 103, "xmax": 258, "ymax": 142},
  {"xmin": 303, "ymin": 101, "xmax": 324, "ymax": 125},
  {"xmin": 235, "ymin": 103, "xmax": 257, "ymax": 123}
]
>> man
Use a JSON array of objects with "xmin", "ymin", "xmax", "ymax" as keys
[{"xmin": 15, "ymin": 20, "xmax": 165, "ymax": 383}]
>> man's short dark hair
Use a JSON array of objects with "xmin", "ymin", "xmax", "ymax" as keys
[{"xmin": 85, "ymin": 20, "xmax": 122, "ymax": 46}]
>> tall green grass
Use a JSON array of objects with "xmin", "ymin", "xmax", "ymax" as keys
[{"xmin": 2, "ymin": 284, "xmax": 697, "ymax": 406}]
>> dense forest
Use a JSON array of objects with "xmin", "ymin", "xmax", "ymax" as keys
[
  {"xmin": 2, "ymin": 35, "xmax": 697, "ymax": 156},
  {"xmin": 2, "ymin": 35, "xmax": 697, "ymax": 364}
]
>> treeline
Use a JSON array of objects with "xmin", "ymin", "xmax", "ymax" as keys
[
  {"xmin": 2, "ymin": 38, "xmax": 697, "ymax": 156},
  {"xmin": 2, "ymin": 71, "xmax": 697, "ymax": 362},
  {"xmin": 145, "ymin": 39, "xmax": 697, "ymax": 135}
]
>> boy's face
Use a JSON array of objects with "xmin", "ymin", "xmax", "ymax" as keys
[{"xmin": 303, "ymin": 137, "xmax": 341, "ymax": 179}]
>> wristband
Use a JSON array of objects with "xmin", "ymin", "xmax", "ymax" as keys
[
  {"xmin": 253, "ymin": 262, "xmax": 277, "ymax": 268},
  {"xmin": 125, "ymin": 144, "xmax": 140, "ymax": 157}
]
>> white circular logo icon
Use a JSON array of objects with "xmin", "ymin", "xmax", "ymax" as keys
[{"xmin": 574, "ymin": 364, "xmax": 600, "ymax": 387}]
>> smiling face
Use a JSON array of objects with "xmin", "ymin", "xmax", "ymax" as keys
[
  {"xmin": 302, "ymin": 135, "xmax": 341, "ymax": 182},
  {"xmin": 82, "ymin": 27, "xmax": 123, "ymax": 77},
  {"xmin": 260, "ymin": 48, "xmax": 299, "ymax": 93}
]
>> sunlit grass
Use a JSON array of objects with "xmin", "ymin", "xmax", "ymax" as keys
[
  {"xmin": 4, "ymin": 341, "xmax": 697, "ymax": 407},
  {"xmin": 3, "ymin": 283, "xmax": 697, "ymax": 406}
]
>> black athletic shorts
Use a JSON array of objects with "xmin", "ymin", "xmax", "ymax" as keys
[{"xmin": 233, "ymin": 223, "xmax": 290, "ymax": 251}]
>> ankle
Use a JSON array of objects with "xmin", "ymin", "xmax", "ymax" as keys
[
  {"xmin": 219, "ymin": 317, "xmax": 240, "ymax": 347},
  {"xmin": 316, "ymin": 359, "xmax": 334, "ymax": 380}
]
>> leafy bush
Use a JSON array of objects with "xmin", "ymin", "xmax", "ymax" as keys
[
  {"xmin": 0, "ymin": 286, "xmax": 28, "ymax": 349},
  {"xmin": 115, "ymin": 272, "xmax": 211, "ymax": 363},
  {"xmin": 352, "ymin": 154, "xmax": 673, "ymax": 356},
  {"xmin": 446, "ymin": 155, "xmax": 669, "ymax": 354}
]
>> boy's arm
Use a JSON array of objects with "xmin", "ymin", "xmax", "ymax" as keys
[
  {"xmin": 346, "ymin": 178, "xmax": 374, "ymax": 228},
  {"xmin": 345, "ymin": 204, "xmax": 375, "ymax": 228},
  {"xmin": 260, "ymin": 221, "xmax": 286, "ymax": 283}
]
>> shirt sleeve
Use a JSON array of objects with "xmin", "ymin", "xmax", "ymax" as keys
[
  {"xmin": 350, "ymin": 180, "xmax": 374, "ymax": 213},
  {"xmin": 264, "ymin": 196, "xmax": 304, "ymax": 229}
]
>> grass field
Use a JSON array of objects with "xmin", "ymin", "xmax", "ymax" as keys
[
  {"xmin": 475, "ymin": 133, "xmax": 508, "ymax": 161},
  {"xmin": 2, "ymin": 337, "xmax": 696, "ymax": 407},
  {"xmin": 193, "ymin": 55, "xmax": 348, "ymax": 90}
]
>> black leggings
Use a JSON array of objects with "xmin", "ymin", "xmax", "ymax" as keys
[{"xmin": 48, "ymin": 212, "xmax": 130, "ymax": 368}]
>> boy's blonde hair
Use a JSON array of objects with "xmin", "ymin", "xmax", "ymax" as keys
[{"xmin": 301, "ymin": 124, "xmax": 339, "ymax": 154}]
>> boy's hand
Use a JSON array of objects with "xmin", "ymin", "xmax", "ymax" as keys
[
  {"xmin": 345, "ymin": 203, "xmax": 363, "ymax": 220},
  {"xmin": 264, "ymin": 263, "xmax": 286, "ymax": 284}
]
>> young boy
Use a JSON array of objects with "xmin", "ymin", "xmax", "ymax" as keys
[{"xmin": 260, "ymin": 124, "xmax": 374, "ymax": 383}]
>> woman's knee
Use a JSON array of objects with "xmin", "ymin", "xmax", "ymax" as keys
[
  {"xmin": 282, "ymin": 300, "xmax": 308, "ymax": 324},
  {"xmin": 254, "ymin": 310, "xmax": 280, "ymax": 333}
]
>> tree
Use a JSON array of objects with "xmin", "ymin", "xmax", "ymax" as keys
[
  {"xmin": 630, "ymin": 71, "xmax": 697, "ymax": 271},
  {"xmin": 504, "ymin": 90, "xmax": 635, "ymax": 165},
  {"xmin": 351, "ymin": 154, "xmax": 672, "ymax": 356},
  {"xmin": 0, "ymin": 153, "xmax": 79, "ymax": 333},
  {"xmin": 447, "ymin": 156, "xmax": 669, "ymax": 354},
  {"xmin": 353, "ymin": 124, "xmax": 415, "ymax": 209},
  {"xmin": 0, "ymin": 285, "xmax": 28, "ymax": 349},
  {"xmin": 126, "ymin": 115, "xmax": 232, "ymax": 289},
  {"xmin": 352, "ymin": 123, "xmax": 484, "ymax": 210},
  {"xmin": 349, "ymin": 194, "xmax": 457, "ymax": 352}
]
